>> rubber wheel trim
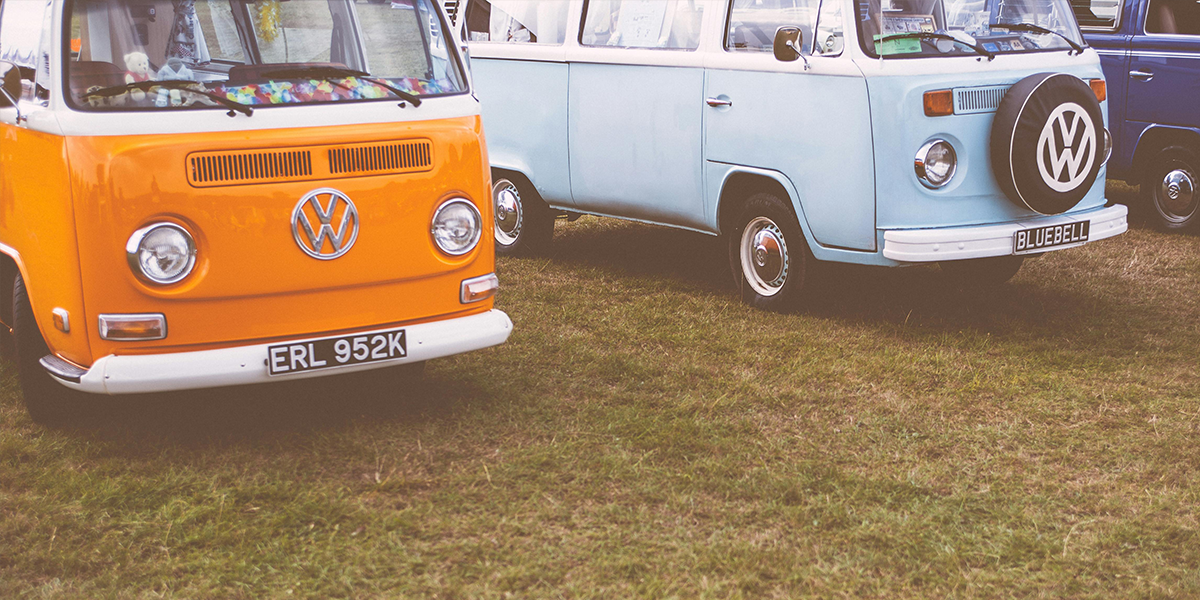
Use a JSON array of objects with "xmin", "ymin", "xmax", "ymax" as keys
[
  {"xmin": 1143, "ymin": 145, "xmax": 1199, "ymax": 233},
  {"xmin": 728, "ymin": 192, "xmax": 810, "ymax": 312},
  {"xmin": 492, "ymin": 174, "xmax": 554, "ymax": 256},
  {"xmin": 13, "ymin": 273, "xmax": 84, "ymax": 426}
]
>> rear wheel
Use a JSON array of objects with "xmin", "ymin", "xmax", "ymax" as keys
[
  {"xmin": 939, "ymin": 256, "xmax": 1024, "ymax": 289},
  {"xmin": 13, "ymin": 273, "xmax": 84, "ymax": 426},
  {"xmin": 728, "ymin": 192, "xmax": 810, "ymax": 312},
  {"xmin": 492, "ymin": 175, "xmax": 554, "ymax": 256},
  {"xmin": 1143, "ymin": 145, "xmax": 1199, "ymax": 233}
]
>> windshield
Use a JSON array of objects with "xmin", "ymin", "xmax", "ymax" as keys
[
  {"xmin": 858, "ymin": 0, "xmax": 1085, "ymax": 58},
  {"xmin": 65, "ymin": 0, "xmax": 466, "ymax": 112}
]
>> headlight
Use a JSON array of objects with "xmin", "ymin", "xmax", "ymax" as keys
[
  {"xmin": 126, "ymin": 223, "xmax": 197, "ymax": 284},
  {"xmin": 431, "ymin": 198, "xmax": 482, "ymax": 256},
  {"xmin": 915, "ymin": 139, "xmax": 958, "ymax": 188}
]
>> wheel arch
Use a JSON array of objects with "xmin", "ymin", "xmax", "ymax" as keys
[
  {"xmin": 0, "ymin": 246, "xmax": 30, "ymax": 357},
  {"xmin": 1132, "ymin": 126, "xmax": 1200, "ymax": 181},
  {"xmin": 716, "ymin": 168, "xmax": 811, "ymax": 242}
]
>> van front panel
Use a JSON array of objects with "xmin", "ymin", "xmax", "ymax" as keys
[{"xmin": 68, "ymin": 116, "xmax": 495, "ymax": 361}]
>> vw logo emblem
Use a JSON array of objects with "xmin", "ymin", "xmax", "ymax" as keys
[
  {"xmin": 1036, "ymin": 102, "xmax": 1097, "ymax": 193},
  {"xmin": 292, "ymin": 188, "xmax": 359, "ymax": 260}
]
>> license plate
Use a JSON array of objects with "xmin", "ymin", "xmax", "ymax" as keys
[
  {"xmin": 1013, "ymin": 221, "xmax": 1090, "ymax": 255},
  {"xmin": 267, "ymin": 328, "xmax": 407, "ymax": 376}
]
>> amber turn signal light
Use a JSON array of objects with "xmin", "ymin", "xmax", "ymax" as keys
[
  {"xmin": 1088, "ymin": 78, "xmax": 1106, "ymax": 102},
  {"xmin": 461, "ymin": 273, "xmax": 499, "ymax": 304},
  {"xmin": 98, "ymin": 314, "xmax": 167, "ymax": 341},
  {"xmin": 923, "ymin": 89, "xmax": 954, "ymax": 117}
]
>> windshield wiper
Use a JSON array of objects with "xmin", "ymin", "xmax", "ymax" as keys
[
  {"xmin": 258, "ymin": 66, "xmax": 423, "ymax": 108},
  {"xmin": 876, "ymin": 32, "xmax": 995, "ymax": 60},
  {"xmin": 988, "ymin": 22, "xmax": 1085, "ymax": 55},
  {"xmin": 81, "ymin": 79, "xmax": 253, "ymax": 117}
]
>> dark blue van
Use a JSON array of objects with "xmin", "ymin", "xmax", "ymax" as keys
[{"xmin": 1074, "ymin": 0, "xmax": 1199, "ymax": 231}]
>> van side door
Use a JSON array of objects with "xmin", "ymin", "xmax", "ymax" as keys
[
  {"xmin": 566, "ymin": 0, "xmax": 710, "ymax": 229},
  {"xmin": 1126, "ymin": 0, "xmax": 1200, "ymax": 136},
  {"xmin": 705, "ymin": 0, "xmax": 876, "ymax": 251}
]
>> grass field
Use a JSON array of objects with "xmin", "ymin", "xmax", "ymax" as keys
[{"xmin": 2, "ymin": 186, "xmax": 1198, "ymax": 598}]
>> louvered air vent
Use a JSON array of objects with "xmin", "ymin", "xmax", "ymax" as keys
[
  {"xmin": 328, "ymin": 140, "xmax": 433, "ymax": 176},
  {"xmin": 189, "ymin": 149, "xmax": 313, "ymax": 187},
  {"xmin": 953, "ymin": 85, "xmax": 1010, "ymax": 115}
]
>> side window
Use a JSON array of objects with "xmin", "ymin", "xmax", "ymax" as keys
[
  {"xmin": 1146, "ymin": 0, "xmax": 1200, "ymax": 34},
  {"xmin": 0, "ymin": 0, "xmax": 53, "ymax": 102},
  {"xmin": 580, "ymin": 0, "xmax": 705, "ymax": 50},
  {"xmin": 464, "ymin": 0, "xmax": 569, "ymax": 44},
  {"xmin": 726, "ymin": 0, "xmax": 822, "ymax": 54},
  {"xmin": 1069, "ymin": 0, "xmax": 1123, "ymax": 31}
]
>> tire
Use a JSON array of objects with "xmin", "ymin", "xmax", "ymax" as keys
[
  {"xmin": 13, "ymin": 273, "xmax": 84, "ymax": 426},
  {"xmin": 1142, "ymin": 145, "xmax": 1199, "ymax": 233},
  {"xmin": 492, "ymin": 174, "xmax": 554, "ymax": 256},
  {"xmin": 939, "ymin": 256, "xmax": 1025, "ymax": 289},
  {"xmin": 990, "ymin": 73, "xmax": 1105, "ymax": 215},
  {"xmin": 727, "ymin": 192, "xmax": 811, "ymax": 312}
]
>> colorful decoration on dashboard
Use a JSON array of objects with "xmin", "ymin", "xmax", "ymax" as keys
[{"xmin": 216, "ymin": 77, "xmax": 455, "ymax": 106}]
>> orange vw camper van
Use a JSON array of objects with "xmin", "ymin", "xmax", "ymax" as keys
[{"xmin": 0, "ymin": 0, "xmax": 510, "ymax": 425}]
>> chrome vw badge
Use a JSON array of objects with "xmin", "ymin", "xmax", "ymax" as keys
[
  {"xmin": 292, "ymin": 188, "xmax": 359, "ymax": 260},
  {"xmin": 1036, "ymin": 102, "xmax": 1097, "ymax": 193}
]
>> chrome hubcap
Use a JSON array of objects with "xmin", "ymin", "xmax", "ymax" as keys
[
  {"xmin": 740, "ymin": 217, "xmax": 788, "ymax": 297},
  {"xmin": 493, "ymin": 180, "xmax": 523, "ymax": 246},
  {"xmin": 1160, "ymin": 168, "xmax": 1196, "ymax": 219}
]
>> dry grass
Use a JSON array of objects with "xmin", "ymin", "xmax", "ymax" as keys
[{"xmin": 2, "ymin": 185, "xmax": 1198, "ymax": 598}]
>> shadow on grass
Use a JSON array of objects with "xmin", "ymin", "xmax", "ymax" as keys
[
  {"xmin": 61, "ymin": 365, "xmax": 483, "ymax": 444},
  {"xmin": 537, "ymin": 213, "xmax": 1143, "ymax": 336}
]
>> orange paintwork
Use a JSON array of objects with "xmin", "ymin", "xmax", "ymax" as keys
[{"xmin": 1, "ymin": 115, "xmax": 495, "ymax": 368}]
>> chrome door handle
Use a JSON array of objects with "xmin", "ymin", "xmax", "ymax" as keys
[
  {"xmin": 1130, "ymin": 69, "xmax": 1154, "ymax": 81},
  {"xmin": 706, "ymin": 97, "xmax": 732, "ymax": 108}
]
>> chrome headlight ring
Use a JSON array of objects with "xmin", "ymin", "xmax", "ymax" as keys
[
  {"xmin": 125, "ymin": 222, "xmax": 197, "ymax": 285},
  {"xmin": 431, "ymin": 198, "xmax": 482, "ymax": 256},
  {"xmin": 915, "ymin": 139, "xmax": 958, "ymax": 189}
]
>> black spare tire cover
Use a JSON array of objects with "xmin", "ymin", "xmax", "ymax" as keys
[{"xmin": 990, "ymin": 73, "xmax": 1104, "ymax": 215}]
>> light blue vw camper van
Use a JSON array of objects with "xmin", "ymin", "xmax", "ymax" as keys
[{"xmin": 459, "ymin": 0, "xmax": 1128, "ymax": 310}]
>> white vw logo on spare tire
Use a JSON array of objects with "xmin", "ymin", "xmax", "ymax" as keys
[{"xmin": 1036, "ymin": 102, "xmax": 1096, "ymax": 193}]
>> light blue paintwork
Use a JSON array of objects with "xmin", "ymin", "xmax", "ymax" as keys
[
  {"xmin": 705, "ymin": 67, "xmax": 877, "ymax": 251},
  {"xmin": 468, "ymin": 0, "xmax": 1116, "ymax": 267},
  {"xmin": 569, "ymin": 63, "xmax": 708, "ymax": 230},
  {"xmin": 474, "ymin": 60, "xmax": 571, "ymax": 203}
]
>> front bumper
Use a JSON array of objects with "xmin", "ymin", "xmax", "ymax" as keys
[
  {"xmin": 43, "ymin": 309, "xmax": 513, "ymax": 395},
  {"xmin": 881, "ymin": 204, "xmax": 1128, "ymax": 263}
]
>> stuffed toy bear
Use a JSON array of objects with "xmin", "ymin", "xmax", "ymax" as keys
[{"xmin": 123, "ymin": 51, "xmax": 153, "ymax": 101}]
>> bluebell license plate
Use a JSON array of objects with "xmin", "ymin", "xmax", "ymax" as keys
[
  {"xmin": 268, "ymin": 328, "xmax": 407, "ymax": 376},
  {"xmin": 1013, "ymin": 221, "xmax": 1089, "ymax": 255}
]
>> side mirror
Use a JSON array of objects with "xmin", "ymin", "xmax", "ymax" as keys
[
  {"xmin": 773, "ymin": 26, "xmax": 804, "ymax": 62},
  {"xmin": 0, "ymin": 61, "xmax": 21, "ymax": 108}
]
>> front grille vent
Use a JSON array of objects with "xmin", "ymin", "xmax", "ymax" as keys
[
  {"xmin": 953, "ymin": 85, "xmax": 1010, "ymax": 115},
  {"xmin": 189, "ymin": 150, "xmax": 313, "ymax": 186},
  {"xmin": 328, "ymin": 140, "xmax": 433, "ymax": 176}
]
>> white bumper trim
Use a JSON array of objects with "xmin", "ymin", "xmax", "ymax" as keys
[
  {"xmin": 882, "ymin": 204, "xmax": 1128, "ymax": 263},
  {"xmin": 55, "ymin": 309, "xmax": 513, "ymax": 395}
]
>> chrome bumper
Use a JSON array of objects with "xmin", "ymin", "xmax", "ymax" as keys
[
  {"xmin": 44, "ymin": 309, "xmax": 513, "ymax": 395},
  {"xmin": 882, "ymin": 204, "xmax": 1128, "ymax": 263}
]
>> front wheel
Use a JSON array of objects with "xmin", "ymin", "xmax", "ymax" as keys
[
  {"xmin": 492, "ymin": 175, "xmax": 554, "ymax": 256},
  {"xmin": 13, "ymin": 273, "xmax": 85, "ymax": 426},
  {"xmin": 939, "ymin": 255, "xmax": 1024, "ymax": 289},
  {"xmin": 728, "ymin": 192, "xmax": 810, "ymax": 312},
  {"xmin": 1143, "ymin": 145, "xmax": 1199, "ymax": 233}
]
